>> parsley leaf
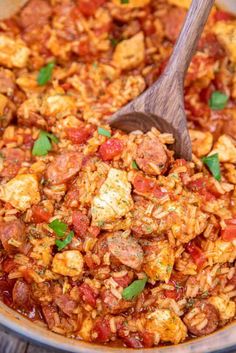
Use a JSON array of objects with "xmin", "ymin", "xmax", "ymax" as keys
[
  {"xmin": 98, "ymin": 127, "xmax": 111, "ymax": 138},
  {"xmin": 202, "ymin": 153, "xmax": 221, "ymax": 181},
  {"xmin": 120, "ymin": 0, "xmax": 129, "ymax": 3},
  {"xmin": 49, "ymin": 219, "xmax": 68, "ymax": 237},
  {"xmin": 55, "ymin": 231, "xmax": 74, "ymax": 251},
  {"xmin": 132, "ymin": 160, "xmax": 139, "ymax": 170},
  {"xmin": 209, "ymin": 91, "xmax": 228, "ymax": 110},
  {"xmin": 37, "ymin": 62, "xmax": 55, "ymax": 86},
  {"xmin": 32, "ymin": 131, "xmax": 58, "ymax": 156},
  {"xmin": 122, "ymin": 277, "xmax": 147, "ymax": 301}
]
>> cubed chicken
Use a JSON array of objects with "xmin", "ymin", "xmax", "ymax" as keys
[
  {"xmin": 143, "ymin": 240, "xmax": 174, "ymax": 283},
  {"xmin": 212, "ymin": 21, "xmax": 236, "ymax": 64},
  {"xmin": 0, "ymin": 34, "xmax": 30, "ymax": 68},
  {"xmin": 91, "ymin": 168, "xmax": 133, "ymax": 225},
  {"xmin": 112, "ymin": 0, "xmax": 150, "ymax": 7},
  {"xmin": 211, "ymin": 134, "xmax": 236, "ymax": 163},
  {"xmin": 209, "ymin": 239, "xmax": 236, "ymax": 264},
  {"xmin": 189, "ymin": 130, "xmax": 213, "ymax": 158},
  {"xmin": 41, "ymin": 94, "xmax": 76, "ymax": 118},
  {"xmin": 0, "ymin": 174, "xmax": 40, "ymax": 211},
  {"xmin": 208, "ymin": 294, "xmax": 235, "ymax": 321},
  {"xmin": 113, "ymin": 32, "xmax": 145, "ymax": 70},
  {"xmin": 168, "ymin": 0, "xmax": 191, "ymax": 8},
  {"xmin": 145, "ymin": 309, "xmax": 187, "ymax": 344},
  {"xmin": 52, "ymin": 250, "xmax": 84, "ymax": 277},
  {"xmin": 78, "ymin": 316, "xmax": 93, "ymax": 341}
]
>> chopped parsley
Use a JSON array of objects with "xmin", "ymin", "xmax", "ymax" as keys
[
  {"xmin": 209, "ymin": 91, "xmax": 228, "ymax": 110},
  {"xmin": 132, "ymin": 160, "xmax": 139, "ymax": 170},
  {"xmin": 49, "ymin": 219, "xmax": 74, "ymax": 250},
  {"xmin": 55, "ymin": 231, "xmax": 74, "ymax": 251},
  {"xmin": 110, "ymin": 38, "xmax": 120, "ymax": 47},
  {"xmin": 120, "ymin": 0, "xmax": 129, "ymax": 3},
  {"xmin": 98, "ymin": 127, "xmax": 111, "ymax": 138},
  {"xmin": 32, "ymin": 130, "xmax": 58, "ymax": 156},
  {"xmin": 122, "ymin": 277, "xmax": 147, "ymax": 301},
  {"xmin": 37, "ymin": 61, "xmax": 55, "ymax": 86},
  {"xmin": 202, "ymin": 153, "xmax": 221, "ymax": 181}
]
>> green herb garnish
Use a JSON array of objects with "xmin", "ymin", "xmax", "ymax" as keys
[
  {"xmin": 120, "ymin": 0, "xmax": 129, "ymax": 3},
  {"xmin": 55, "ymin": 231, "xmax": 74, "ymax": 251},
  {"xmin": 49, "ymin": 219, "xmax": 74, "ymax": 250},
  {"xmin": 37, "ymin": 61, "xmax": 55, "ymax": 86},
  {"xmin": 49, "ymin": 219, "xmax": 68, "ymax": 237},
  {"xmin": 209, "ymin": 91, "xmax": 228, "ymax": 110},
  {"xmin": 202, "ymin": 153, "xmax": 221, "ymax": 181},
  {"xmin": 132, "ymin": 160, "xmax": 139, "ymax": 170},
  {"xmin": 32, "ymin": 131, "xmax": 58, "ymax": 156},
  {"xmin": 98, "ymin": 127, "xmax": 111, "ymax": 138},
  {"xmin": 110, "ymin": 38, "xmax": 120, "ymax": 47},
  {"xmin": 122, "ymin": 277, "xmax": 147, "ymax": 301}
]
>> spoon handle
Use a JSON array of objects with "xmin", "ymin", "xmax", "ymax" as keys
[{"xmin": 164, "ymin": 0, "xmax": 215, "ymax": 76}]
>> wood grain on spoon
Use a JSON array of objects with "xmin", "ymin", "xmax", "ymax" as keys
[{"xmin": 109, "ymin": 0, "xmax": 215, "ymax": 160}]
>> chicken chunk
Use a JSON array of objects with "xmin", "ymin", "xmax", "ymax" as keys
[
  {"xmin": 108, "ymin": 233, "xmax": 143, "ymax": 269},
  {"xmin": 145, "ymin": 309, "xmax": 187, "ymax": 344},
  {"xmin": 210, "ymin": 135, "xmax": 236, "ymax": 163},
  {"xmin": 78, "ymin": 316, "xmax": 93, "ymax": 341},
  {"xmin": 112, "ymin": 0, "xmax": 150, "ymax": 8},
  {"xmin": 168, "ymin": 0, "xmax": 191, "ymax": 8},
  {"xmin": 52, "ymin": 250, "xmax": 84, "ymax": 277},
  {"xmin": 41, "ymin": 94, "xmax": 76, "ymax": 118},
  {"xmin": 209, "ymin": 239, "xmax": 236, "ymax": 264},
  {"xmin": 113, "ymin": 32, "xmax": 145, "ymax": 71},
  {"xmin": 0, "ymin": 174, "xmax": 40, "ymax": 211},
  {"xmin": 189, "ymin": 130, "xmax": 213, "ymax": 158},
  {"xmin": 143, "ymin": 240, "xmax": 174, "ymax": 283},
  {"xmin": 0, "ymin": 35, "xmax": 30, "ymax": 69},
  {"xmin": 212, "ymin": 21, "xmax": 236, "ymax": 64},
  {"xmin": 91, "ymin": 168, "xmax": 133, "ymax": 225},
  {"xmin": 208, "ymin": 294, "xmax": 235, "ymax": 321}
]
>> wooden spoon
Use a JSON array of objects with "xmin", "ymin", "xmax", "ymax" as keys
[{"xmin": 108, "ymin": 0, "xmax": 215, "ymax": 160}]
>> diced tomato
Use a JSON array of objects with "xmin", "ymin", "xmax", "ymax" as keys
[
  {"xmin": 77, "ymin": 0, "xmax": 106, "ymax": 16},
  {"xmin": 187, "ymin": 177, "xmax": 219, "ymax": 201},
  {"xmin": 61, "ymin": 82, "xmax": 72, "ymax": 91},
  {"xmin": 164, "ymin": 280, "xmax": 184, "ymax": 301},
  {"xmin": 77, "ymin": 40, "xmax": 90, "ymax": 56},
  {"xmin": 23, "ymin": 134, "xmax": 34, "ymax": 149},
  {"xmin": 66, "ymin": 127, "xmax": 92, "ymax": 145},
  {"xmin": 186, "ymin": 241, "xmax": 206, "ymax": 268},
  {"xmin": 31, "ymin": 205, "xmax": 51, "ymax": 224},
  {"xmin": 93, "ymin": 317, "xmax": 112, "ymax": 343},
  {"xmin": 79, "ymin": 283, "xmax": 98, "ymax": 307},
  {"xmin": 142, "ymin": 331, "xmax": 155, "ymax": 348},
  {"xmin": 123, "ymin": 335, "xmax": 143, "ymax": 348},
  {"xmin": 72, "ymin": 211, "xmax": 89, "ymax": 237},
  {"xmin": 133, "ymin": 175, "xmax": 155, "ymax": 193},
  {"xmin": 221, "ymin": 219, "xmax": 236, "ymax": 242},
  {"xmin": 214, "ymin": 10, "xmax": 233, "ymax": 22},
  {"xmin": 99, "ymin": 138, "xmax": 123, "ymax": 161}
]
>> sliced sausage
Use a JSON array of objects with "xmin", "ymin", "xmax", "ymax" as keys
[
  {"xmin": 46, "ymin": 152, "xmax": 83, "ymax": 185},
  {"xmin": 12, "ymin": 280, "xmax": 31, "ymax": 308},
  {"xmin": 42, "ymin": 304, "xmax": 57, "ymax": 330},
  {"xmin": 107, "ymin": 233, "xmax": 143, "ymax": 269},
  {"xmin": 19, "ymin": 0, "xmax": 52, "ymax": 30},
  {"xmin": 101, "ymin": 289, "xmax": 134, "ymax": 314},
  {"xmin": 183, "ymin": 300, "xmax": 220, "ymax": 336},
  {"xmin": 0, "ymin": 148, "xmax": 25, "ymax": 178},
  {"xmin": 54, "ymin": 294, "xmax": 77, "ymax": 317},
  {"xmin": 162, "ymin": 7, "xmax": 186, "ymax": 41},
  {"xmin": 0, "ymin": 220, "xmax": 26, "ymax": 254},
  {"xmin": 135, "ymin": 135, "xmax": 168, "ymax": 176}
]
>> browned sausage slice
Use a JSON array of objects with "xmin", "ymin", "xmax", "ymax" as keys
[
  {"xmin": 46, "ymin": 152, "xmax": 83, "ymax": 185},
  {"xmin": 135, "ymin": 135, "xmax": 168, "ymax": 176},
  {"xmin": 0, "ymin": 148, "xmax": 25, "ymax": 178},
  {"xmin": 12, "ymin": 280, "xmax": 31, "ymax": 308},
  {"xmin": 19, "ymin": 0, "xmax": 52, "ymax": 30},
  {"xmin": 0, "ymin": 220, "xmax": 26, "ymax": 254},
  {"xmin": 183, "ymin": 300, "xmax": 219, "ymax": 336},
  {"xmin": 107, "ymin": 233, "xmax": 143, "ymax": 269}
]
